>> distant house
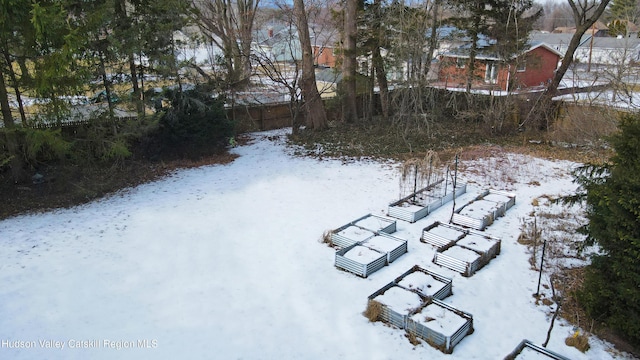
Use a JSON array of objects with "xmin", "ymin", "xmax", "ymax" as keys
[
  {"xmin": 529, "ymin": 31, "xmax": 640, "ymax": 66},
  {"xmin": 253, "ymin": 25, "xmax": 302, "ymax": 65},
  {"xmin": 310, "ymin": 27, "xmax": 339, "ymax": 68},
  {"xmin": 252, "ymin": 22, "xmax": 340, "ymax": 69},
  {"xmin": 552, "ymin": 21, "xmax": 609, "ymax": 37},
  {"xmin": 437, "ymin": 42, "xmax": 562, "ymax": 91}
]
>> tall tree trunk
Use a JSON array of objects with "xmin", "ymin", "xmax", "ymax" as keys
[
  {"xmin": 342, "ymin": 0, "xmax": 358, "ymax": 123},
  {"xmin": 0, "ymin": 68, "xmax": 26, "ymax": 183},
  {"xmin": 98, "ymin": 50, "xmax": 117, "ymax": 135},
  {"xmin": 372, "ymin": 0, "xmax": 389, "ymax": 120},
  {"xmin": 465, "ymin": 5, "xmax": 481, "ymax": 94},
  {"xmin": 2, "ymin": 49, "xmax": 27, "ymax": 125},
  {"xmin": 129, "ymin": 54, "xmax": 144, "ymax": 119},
  {"xmin": 423, "ymin": 0, "xmax": 441, "ymax": 81},
  {"xmin": 372, "ymin": 47, "xmax": 388, "ymax": 119},
  {"xmin": 294, "ymin": 0, "xmax": 327, "ymax": 130}
]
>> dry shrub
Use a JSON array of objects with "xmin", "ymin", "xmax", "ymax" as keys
[
  {"xmin": 556, "ymin": 267, "xmax": 589, "ymax": 330},
  {"xmin": 363, "ymin": 300, "xmax": 383, "ymax": 322},
  {"xmin": 398, "ymin": 151, "xmax": 442, "ymax": 198},
  {"xmin": 531, "ymin": 198, "xmax": 539, "ymax": 206},
  {"xmin": 549, "ymin": 104, "xmax": 618, "ymax": 148},
  {"xmin": 320, "ymin": 230, "xmax": 333, "ymax": 247},
  {"xmin": 565, "ymin": 333, "xmax": 590, "ymax": 353}
]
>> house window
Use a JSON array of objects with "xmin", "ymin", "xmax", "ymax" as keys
[
  {"xmin": 456, "ymin": 58, "xmax": 466, "ymax": 68},
  {"xmin": 516, "ymin": 59, "xmax": 526, "ymax": 72},
  {"xmin": 485, "ymin": 62, "xmax": 498, "ymax": 84}
]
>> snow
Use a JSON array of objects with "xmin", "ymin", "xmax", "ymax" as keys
[
  {"xmin": 483, "ymin": 192, "xmax": 513, "ymax": 204},
  {"xmin": 353, "ymin": 215, "xmax": 394, "ymax": 232},
  {"xmin": 457, "ymin": 234, "xmax": 498, "ymax": 254},
  {"xmin": 441, "ymin": 245, "xmax": 482, "ymax": 263},
  {"xmin": 459, "ymin": 199, "xmax": 502, "ymax": 217},
  {"xmin": 361, "ymin": 235, "xmax": 403, "ymax": 254},
  {"xmin": 397, "ymin": 271, "xmax": 448, "ymax": 298},
  {"xmin": 0, "ymin": 128, "xmax": 635, "ymax": 360},
  {"xmin": 518, "ymin": 346, "xmax": 554, "ymax": 360},
  {"xmin": 336, "ymin": 225, "xmax": 375, "ymax": 242},
  {"xmin": 426, "ymin": 224, "xmax": 466, "ymax": 241},
  {"xmin": 343, "ymin": 245, "xmax": 385, "ymax": 263},
  {"xmin": 372, "ymin": 286, "xmax": 423, "ymax": 314},
  {"xmin": 410, "ymin": 303, "xmax": 468, "ymax": 337}
]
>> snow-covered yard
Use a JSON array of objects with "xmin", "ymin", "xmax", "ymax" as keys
[{"xmin": 0, "ymin": 129, "xmax": 635, "ymax": 359}]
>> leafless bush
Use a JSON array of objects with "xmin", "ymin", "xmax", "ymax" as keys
[
  {"xmin": 363, "ymin": 300, "xmax": 383, "ymax": 322},
  {"xmin": 548, "ymin": 104, "xmax": 619, "ymax": 147},
  {"xmin": 319, "ymin": 229, "xmax": 334, "ymax": 247}
]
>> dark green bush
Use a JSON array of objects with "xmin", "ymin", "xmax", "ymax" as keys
[
  {"xmin": 573, "ymin": 113, "xmax": 640, "ymax": 348},
  {"xmin": 158, "ymin": 86, "xmax": 234, "ymax": 158}
]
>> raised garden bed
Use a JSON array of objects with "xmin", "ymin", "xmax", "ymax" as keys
[
  {"xmin": 451, "ymin": 199, "xmax": 500, "ymax": 230},
  {"xmin": 504, "ymin": 340, "xmax": 571, "ymax": 360},
  {"xmin": 330, "ymin": 214, "xmax": 396, "ymax": 249},
  {"xmin": 451, "ymin": 189, "xmax": 516, "ymax": 230},
  {"xmin": 360, "ymin": 233, "xmax": 408, "ymax": 264},
  {"xmin": 405, "ymin": 299, "xmax": 474, "ymax": 354},
  {"xmin": 352, "ymin": 214, "xmax": 397, "ymax": 234},
  {"xmin": 482, "ymin": 189, "xmax": 516, "ymax": 210},
  {"xmin": 455, "ymin": 232, "xmax": 501, "ymax": 266},
  {"xmin": 388, "ymin": 180, "xmax": 467, "ymax": 223},
  {"xmin": 335, "ymin": 243, "xmax": 387, "ymax": 278},
  {"xmin": 366, "ymin": 282, "xmax": 425, "ymax": 329},
  {"xmin": 394, "ymin": 265, "xmax": 453, "ymax": 300},
  {"xmin": 433, "ymin": 245, "xmax": 483, "ymax": 277},
  {"xmin": 421, "ymin": 221, "xmax": 468, "ymax": 250},
  {"xmin": 330, "ymin": 225, "xmax": 376, "ymax": 249}
]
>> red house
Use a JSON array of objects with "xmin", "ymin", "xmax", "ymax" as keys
[
  {"xmin": 312, "ymin": 45, "xmax": 338, "ymax": 68},
  {"xmin": 437, "ymin": 42, "xmax": 562, "ymax": 92}
]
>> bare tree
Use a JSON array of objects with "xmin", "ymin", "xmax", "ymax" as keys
[
  {"xmin": 537, "ymin": 0, "xmax": 574, "ymax": 32},
  {"xmin": 546, "ymin": 0, "xmax": 612, "ymax": 96},
  {"xmin": 193, "ymin": 0, "xmax": 260, "ymax": 89},
  {"xmin": 342, "ymin": 0, "xmax": 358, "ymax": 123},
  {"xmin": 293, "ymin": 0, "xmax": 328, "ymax": 130},
  {"xmin": 522, "ymin": 0, "xmax": 611, "ymax": 130}
]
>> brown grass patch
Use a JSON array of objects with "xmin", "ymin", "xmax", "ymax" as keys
[
  {"xmin": 565, "ymin": 333, "xmax": 590, "ymax": 352},
  {"xmin": 363, "ymin": 300, "xmax": 383, "ymax": 322},
  {"xmin": 406, "ymin": 331, "xmax": 421, "ymax": 346},
  {"xmin": 320, "ymin": 230, "xmax": 334, "ymax": 247}
]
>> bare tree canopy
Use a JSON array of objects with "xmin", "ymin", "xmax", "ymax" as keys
[{"xmin": 192, "ymin": 0, "xmax": 260, "ymax": 89}]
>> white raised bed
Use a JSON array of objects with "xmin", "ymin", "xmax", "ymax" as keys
[
  {"xmin": 433, "ymin": 245, "xmax": 483, "ymax": 277},
  {"xmin": 331, "ymin": 214, "xmax": 396, "ymax": 249},
  {"xmin": 360, "ymin": 233, "xmax": 408, "ymax": 264},
  {"xmin": 394, "ymin": 265, "xmax": 453, "ymax": 300},
  {"xmin": 455, "ymin": 232, "xmax": 501, "ymax": 267},
  {"xmin": 451, "ymin": 199, "xmax": 500, "ymax": 230},
  {"xmin": 335, "ymin": 244, "xmax": 386, "ymax": 278},
  {"xmin": 352, "ymin": 213, "xmax": 397, "ymax": 234},
  {"xmin": 505, "ymin": 340, "xmax": 571, "ymax": 360},
  {"xmin": 367, "ymin": 283, "xmax": 425, "ymax": 329},
  {"xmin": 388, "ymin": 180, "xmax": 467, "ymax": 223},
  {"xmin": 331, "ymin": 225, "xmax": 376, "ymax": 249},
  {"xmin": 405, "ymin": 299, "xmax": 473, "ymax": 354},
  {"xmin": 451, "ymin": 189, "xmax": 516, "ymax": 230},
  {"xmin": 421, "ymin": 221, "xmax": 468, "ymax": 250}
]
